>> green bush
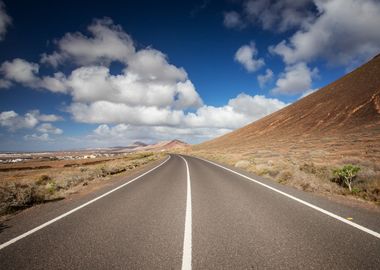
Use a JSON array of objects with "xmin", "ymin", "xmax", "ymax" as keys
[{"xmin": 333, "ymin": 164, "xmax": 360, "ymax": 192}]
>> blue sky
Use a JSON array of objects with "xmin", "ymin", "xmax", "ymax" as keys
[{"xmin": 0, "ymin": 0, "xmax": 379, "ymax": 151}]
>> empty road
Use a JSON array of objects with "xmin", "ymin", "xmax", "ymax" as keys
[{"xmin": 0, "ymin": 154, "xmax": 379, "ymax": 269}]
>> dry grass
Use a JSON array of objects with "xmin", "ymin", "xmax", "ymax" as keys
[
  {"xmin": 181, "ymin": 148, "xmax": 380, "ymax": 206},
  {"xmin": 0, "ymin": 152, "xmax": 165, "ymax": 215}
]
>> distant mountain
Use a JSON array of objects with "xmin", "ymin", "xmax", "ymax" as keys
[
  {"xmin": 161, "ymin": 139, "xmax": 188, "ymax": 150},
  {"xmin": 133, "ymin": 141, "xmax": 148, "ymax": 147},
  {"xmin": 137, "ymin": 139, "xmax": 189, "ymax": 152}
]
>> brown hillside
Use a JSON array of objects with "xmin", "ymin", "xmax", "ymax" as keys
[
  {"xmin": 195, "ymin": 55, "xmax": 380, "ymax": 164},
  {"xmin": 190, "ymin": 55, "xmax": 380, "ymax": 204}
]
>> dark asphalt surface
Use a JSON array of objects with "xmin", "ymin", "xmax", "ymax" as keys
[{"xmin": 0, "ymin": 154, "xmax": 379, "ymax": 269}]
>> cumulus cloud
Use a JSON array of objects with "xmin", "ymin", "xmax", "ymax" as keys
[
  {"xmin": 37, "ymin": 123, "xmax": 63, "ymax": 135},
  {"xmin": 225, "ymin": 0, "xmax": 380, "ymax": 67},
  {"xmin": 0, "ymin": 1, "xmax": 11, "ymax": 41},
  {"xmin": 1, "ymin": 58, "xmax": 40, "ymax": 85},
  {"xmin": 24, "ymin": 133, "xmax": 51, "ymax": 142},
  {"xmin": 0, "ymin": 58, "xmax": 67, "ymax": 93},
  {"xmin": 0, "ymin": 110, "xmax": 38, "ymax": 131},
  {"xmin": 93, "ymin": 124, "xmax": 128, "ymax": 138},
  {"xmin": 270, "ymin": 0, "xmax": 380, "ymax": 65},
  {"xmin": 272, "ymin": 62, "xmax": 318, "ymax": 95},
  {"xmin": 3, "ymin": 18, "xmax": 202, "ymax": 113},
  {"xmin": 0, "ymin": 78, "xmax": 11, "ymax": 88},
  {"xmin": 40, "ymin": 18, "xmax": 135, "ymax": 67},
  {"xmin": 228, "ymin": 93, "xmax": 286, "ymax": 119},
  {"xmin": 234, "ymin": 42, "xmax": 265, "ymax": 72},
  {"xmin": 85, "ymin": 92, "xmax": 287, "ymax": 145},
  {"xmin": 185, "ymin": 105, "xmax": 248, "ymax": 129},
  {"xmin": 243, "ymin": 0, "xmax": 314, "ymax": 32},
  {"xmin": 63, "ymin": 65, "xmax": 201, "ymax": 109},
  {"xmin": 32, "ymin": 110, "xmax": 63, "ymax": 122},
  {"xmin": 257, "ymin": 68, "xmax": 273, "ymax": 88},
  {"xmin": 223, "ymin": 11, "xmax": 245, "ymax": 29},
  {"xmin": 127, "ymin": 48, "xmax": 187, "ymax": 83},
  {"xmin": 0, "ymin": 110, "xmax": 63, "ymax": 131},
  {"xmin": 223, "ymin": 0, "xmax": 314, "ymax": 32},
  {"xmin": 185, "ymin": 93, "xmax": 286, "ymax": 129},
  {"xmin": 0, "ymin": 17, "xmax": 289, "ymax": 145},
  {"xmin": 68, "ymin": 92, "xmax": 287, "ymax": 130},
  {"xmin": 68, "ymin": 101, "xmax": 184, "ymax": 126}
]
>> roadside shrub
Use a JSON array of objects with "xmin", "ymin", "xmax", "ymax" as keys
[
  {"xmin": 0, "ymin": 183, "xmax": 47, "ymax": 214},
  {"xmin": 257, "ymin": 168, "xmax": 270, "ymax": 176},
  {"xmin": 300, "ymin": 163, "xmax": 317, "ymax": 174},
  {"xmin": 277, "ymin": 170, "xmax": 293, "ymax": 184},
  {"xmin": 300, "ymin": 163, "xmax": 331, "ymax": 180},
  {"xmin": 35, "ymin": 175, "xmax": 52, "ymax": 185},
  {"xmin": 332, "ymin": 164, "xmax": 360, "ymax": 192}
]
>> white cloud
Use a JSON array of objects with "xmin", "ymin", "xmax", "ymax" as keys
[
  {"xmin": 185, "ymin": 93, "xmax": 286, "ymax": 130},
  {"xmin": 228, "ymin": 93, "xmax": 287, "ymax": 119},
  {"xmin": 0, "ymin": 17, "xmax": 289, "ymax": 146},
  {"xmin": 40, "ymin": 72, "xmax": 67, "ymax": 93},
  {"xmin": 1, "ymin": 58, "xmax": 40, "ymax": 85},
  {"xmin": 67, "ymin": 101, "xmax": 184, "ymax": 126},
  {"xmin": 67, "ymin": 93, "xmax": 286, "ymax": 130},
  {"xmin": 272, "ymin": 62, "xmax": 318, "ymax": 95},
  {"xmin": 127, "ymin": 48, "xmax": 187, "ymax": 83},
  {"xmin": 3, "ymin": 19, "xmax": 203, "ymax": 120},
  {"xmin": 63, "ymin": 64, "xmax": 201, "ymax": 109},
  {"xmin": 0, "ymin": 110, "xmax": 63, "ymax": 131},
  {"xmin": 37, "ymin": 123, "xmax": 63, "ymax": 135},
  {"xmin": 234, "ymin": 42, "xmax": 265, "ymax": 72},
  {"xmin": 93, "ymin": 124, "xmax": 128, "ymax": 138},
  {"xmin": 24, "ymin": 133, "xmax": 51, "ymax": 142},
  {"xmin": 36, "ymin": 113, "xmax": 63, "ymax": 122},
  {"xmin": 85, "ymin": 93, "xmax": 287, "ymax": 145},
  {"xmin": 31, "ymin": 110, "xmax": 63, "ymax": 122},
  {"xmin": 242, "ymin": 0, "xmax": 314, "ymax": 32},
  {"xmin": 41, "ymin": 18, "xmax": 135, "ymax": 67},
  {"xmin": 0, "ymin": 1, "xmax": 11, "ymax": 41},
  {"xmin": 223, "ymin": 11, "xmax": 245, "ymax": 29},
  {"xmin": 270, "ymin": 0, "xmax": 380, "ymax": 65},
  {"xmin": 257, "ymin": 68, "xmax": 273, "ymax": 88},
  {"xmin": 0, "ymin": 78, "xmax": 11, "ymax": 88},
  {"xmin": 0, "ymin": 58, "xmax": 67, "ymax": 93},
  {"xmin": 185, "ymin": 105, "xmax": 248, "ymax": 129},
  {"xmin": 0, "ymin": 110, "xmax": 39, "ymax": 131}
]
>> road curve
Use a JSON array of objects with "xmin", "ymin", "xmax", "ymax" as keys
[{"xmin": 0, "ymin": 154, "xmax": 379, "ymax": 269}]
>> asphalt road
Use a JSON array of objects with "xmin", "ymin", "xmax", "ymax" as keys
[{"xmin": 0, "ymin": 154, "xmax": 379, "ymax": 269}]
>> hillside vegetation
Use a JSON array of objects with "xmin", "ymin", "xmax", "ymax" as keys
[
  {"xmin": 0, "ymin": 152, "xmax": 165, "ymax": 216},
  {"xmin": 188, "ymin": 55, "xmax": 380, "ymax": 205}
]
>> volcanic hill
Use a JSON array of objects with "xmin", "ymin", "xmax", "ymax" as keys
[
  {"xmin": 194, "ymin": 54, "xmax": 380, "ymax": 165},
  {"xmin": 189, "ymin": 55, "xmax": 380, "ymax": 203}
]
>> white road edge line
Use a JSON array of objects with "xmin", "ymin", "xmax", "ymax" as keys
[
  {"xmin": 0, "ymin": 156, "xmax": 172, "ymax": 251},
  {"xmin": 180, "ymin": 156, "xmax": 192, "ymax": 270},
  {"xmin": 194, "ymin": 156, "xmax": 380, "ymax": 239}
]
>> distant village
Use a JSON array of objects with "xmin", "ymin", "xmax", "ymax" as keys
[
  {"xmin": 0, "ymin": 152, "xmax": 124, "ymax": 164},
  {"xmin": 0, "ymin": 139, "xmax": 187, "ymax": 164}
]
